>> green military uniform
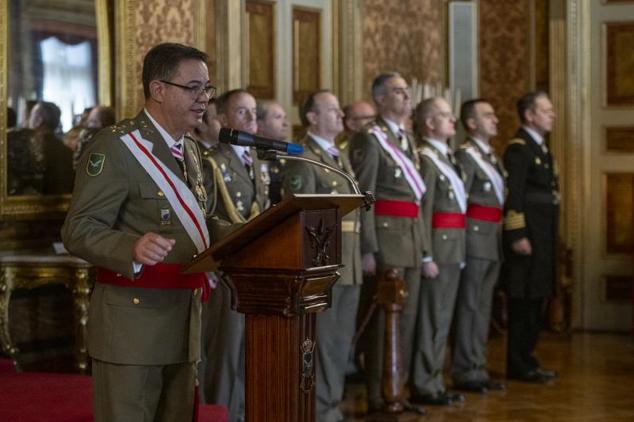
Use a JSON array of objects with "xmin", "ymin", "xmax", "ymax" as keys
[
  {"xmin": 502, "ymin": 127, "xmax": 559, "ymax": 378},
  {"xmin": 452, "ymin": 138, "xmax": 506, "ymax": 385},
  {"xmin": 62, "ymin": 111, "xmax": 208, "ymax": 422},
  {"xmin": 413, "ymin": 140, "xmax": 466, "ymax": 397},
  {"xmin": 199, "ymin": 142, "xmax": 269, "ymax": 422},
  {"xmin": 282, "ymin": 135, "xmax": 362, "ymax": 422},
  {"xmin": 349, "ymin": 118, "xmax": 426, "ymax": 409}
]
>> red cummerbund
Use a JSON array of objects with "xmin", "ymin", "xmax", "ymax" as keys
[
  {"xmin": 97, "ymin": 263, "xmax": 209, "ymax": 301},
  {"xmin": 432, "ymin": 212, "xmax": 466, "ymax": 228},
  {"xmin": 466, "ymin": 204, "xmax": 503, "ymax": 222},
  {"xmin": 374, "ymin": 200, "xmax": 419, "ymax": 218}
]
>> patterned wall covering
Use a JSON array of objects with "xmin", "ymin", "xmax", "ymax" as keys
[
  {"xmin": 479, "ymin": 0, "xmax": 532, "ymax": 151},
  {"xmin": 127, "ymin": 0, "xmax": 198, "ymax": 114},
  {"xmin": 361, "ymin": 0, "xmax": 444, "ymax": 100}
]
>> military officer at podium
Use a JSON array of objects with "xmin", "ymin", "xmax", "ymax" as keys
[
  {"xmin": 199, "ymin": 89, "xmax": 270, "ymax": 422},
  {"xmin": 348, "ymin": 72, "xmax": 427, "ymax": 412},
  {"xmin": 282, "ymin": 90, "xmax": 362, "ymax": 422},
  {"xmin": 62, "ymin": 43, "xmax": 211, "ymax": 422},
  {"xmin": 452, "ymin": 99, "xmax": 506, "ymax": 393}
]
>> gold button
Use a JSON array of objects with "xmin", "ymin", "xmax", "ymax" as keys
[
  {"xmin": 236, "ymin": 192, "xmax": 242, "ymax": 198},
  {"xmin": 382, "ymin": 222, "xmax": 389, "ymax": 227},
  {"xmin": 331, "ymin": 181, "xmax": 338, "ymax": 187},
  {"xmin": 132, "ymin": 297, "xmax": 140, "ymax": 305},
  {"xmin": 474, "ymin": 226, "xmax": 479, "ymax": 231},
  {"xmin": 158, "ymin": 191, "xmax": 164, "ymax": 197},
  {"xmin": 442, "ymin": 234, "xmax": 448, "ymax": 240}
]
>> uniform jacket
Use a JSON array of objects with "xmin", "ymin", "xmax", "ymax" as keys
[
  {"xmin": 418, "ymin": 140, "xmax": 466, "ymax": 265},
  {"xmin": 201, "ymin": 143, "xmax": 270, "ymax": 241},
  {"xmin": 502, "ymin": 127, "xmax": 559, "ymax": 298},
  {"xmin": 281, "ymin": 135, "xmax": 362, "ymax": 285},
  {"xmin": 455, "ymin": 138, "xmax": 505, "ymax": 261},
  {"xmin": 349, "ymin": 117, "xmax": 425, "ymax": 268},
  {"xmin": 62, "ymin": 111, "xmax": 208, "ymax": 365}
]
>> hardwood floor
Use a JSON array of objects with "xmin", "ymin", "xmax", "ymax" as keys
[{"xmin": 340, "ymin": 332, "xmax": 634, "ymax": 421}]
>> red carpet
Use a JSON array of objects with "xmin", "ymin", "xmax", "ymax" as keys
[{"xmin": 0, "ymin": 359, "xmax": 227, "ymax": 422}]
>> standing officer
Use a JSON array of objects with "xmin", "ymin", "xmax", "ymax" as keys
[
  {"xmin": 256, "ymin": 100, "xmax": 291, "ymax": 205},
  {"xmin": 200, "ymin": 89, "xmax": 270, "ymax": 422},
  {"xmin": 349, "ymin": 72, "xmax": 427, "ymax": 412},
  {"xmin": 451, "ymin": 99, "xmax": 506, "ymax": 392},
  {"xmin": 282, "ymin": 90, "xmax": 361, "ymax": 422},
  {"xmin": 411, "ymin": 97, "xmax": 466, "ymax": 406},
  {"xmin": 503, "ymin": 91, "xmax": 559, "ymax": 383},
  {"xmin": 62, "ymin": 43, "xmax": 212, "ymax": 421}
]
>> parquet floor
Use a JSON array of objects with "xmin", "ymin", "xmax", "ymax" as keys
[{"xmin": 340, "ymin": 332, "xmax": 634, "ymax": 421}]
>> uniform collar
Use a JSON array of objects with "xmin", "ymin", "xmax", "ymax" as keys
[
  {"xmin": 144, "ymin": 109, "xmax": 184, "ymax": 148},
  {"xmin": 522, "ymin": 125, "xmax": 544, "ymax": 145},
  {"xmin": 424, "ymin": 137, "xmax": 451, "ymax": 157},
  {"xmin": 382, "ymin": 116, "xmax": 405, "ymax": 138},
  {"xmin": 470, "ymin": 136, "xmax": 491, "ymax": 154},
  {"xmin": 230, "ymin": 144, "xmax": 250, "ymax": 158},
  {"xmin": 307, "ymin": 131, "xmax": 336, "ymax": 152}
]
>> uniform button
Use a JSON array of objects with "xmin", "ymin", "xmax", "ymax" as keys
[
  {"xmin": 324, "ymin": 169, "xmax": 330, "ymax": 173},
  {"xmin": 331, "ymin": 181, "xmax": 338, "ymax": 187},
  {"xmin": 442, "ymin": 234, "xmax": 448, "ymax": 240},
  {"xmin": 382, "ymin": 222, "xmax": 389, "ymax": 227},
  {"xmin": 474, "ymin": 226, "xmax": 479, "ymax": 231},
  {"xmin": 116, "ymin": 273, "xmax": 122, "ymax": 277},
  {"xmin": 132, "ymin": 297, "xmax": 141, "ymax": 305},
  {"xmin": 236, "ymin": 192, "xmax": 242, "ymax": 198},
  {"xmin": 157, "ymin": 191, "xmax": 164, "ymax": 197}
]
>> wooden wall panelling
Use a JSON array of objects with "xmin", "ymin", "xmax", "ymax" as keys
[
  {"xmin": 246, "ymin": 1, "xmax": 275, "ymax": 99},
  {"xmin": 604, "ymin": 21, "xmax": 634, "ymax": 106},
  {"xmin": 605, "ymin": 172, "xmax": 634, "ymax": 255},
  {"xmin": 292, "ymin": 7, "xmax": 321, "ymax": 106},
  {"xmin": 605, "ymin": 126, "xmax": 634, "ymax": 153}
]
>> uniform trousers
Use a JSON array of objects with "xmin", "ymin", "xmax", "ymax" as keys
[
  {"xmin": 362, "ymin": 266, "xmax": 421, "ymax": 409},
  {"xmin": 411, "ymin": 264, "xmax": 461, "ymax": 396},
  {"xmin": 506, "ymin": 297, "xmax": 544, "ymax": 376},
  {"xmin": 451, "ymin": 258, "xmax": 500, "ymax": 384},
  {"xmin": 92, "ymin": 359, "xmax": 196, "ymax": 422},
  {"xmin": 200, "ymin": 279, "xmax": 245, "ymax": 422},
  {"xmin": 315, "ymin": 284, "xmax": 360, "ymax": 422}
]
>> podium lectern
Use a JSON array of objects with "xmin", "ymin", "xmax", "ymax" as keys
[{"xmin": 187, "ymin": 194, "xmax": 365, "ymax": 422}]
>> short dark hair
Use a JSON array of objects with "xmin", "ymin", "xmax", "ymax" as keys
[
  {"xmin": 371, "ymin": 72, "xmax": 401, "ymax": 102},
  {"xmin": 300, "ymin": 90, "xmax": 331, "ymax": 127},
  {"xmin": 142, "ymin": 43, "xmax": 208, "ymax": 99},
  {"xmin": 215, "ymin": 89, "xmax": 251, "ymax": 114},
  {"xmin": 460, "ymin": 98, "xmax": 489, "ymax": 129},
  {"xmin": 516, "ymin": 91, "xmax": 549, "ymax": 124},
  {"xmin": 36, "ymin": 101, "xmax": 62, "ymax": 131},
  {"xmin": 7, "ymin": 107, "xmax": 17, "ymax": 128}
]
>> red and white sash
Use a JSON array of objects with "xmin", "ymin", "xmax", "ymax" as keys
[
  {"xmin": 420, "ymin": 147, "xmax": 467, "ymax": 213},
  {"xmin": 368, "ymin": 126, "xmax": 426, "ymax": 200},
  {"xmin": 463, "ymin": 146, "xmax": 505, "ymax": 206},
  {"xmin": 120, "ymin": 130, "xmax": 210, "ymax": 254}
]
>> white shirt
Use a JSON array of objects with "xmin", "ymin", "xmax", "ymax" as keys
[
  {"xmin": 144, "ymin": 109, "xmax": 184, "ymax": 149},
  {"xmin": 424, "ymin": 138, "xmax": 451, "ymax": 157},
  {"xmin": 471, "ymin": 137, "xmax": 492, "ymax": 155},
  {"xmin": 307, "ymin": 131, "xmax": 337, "ymax": 156}
]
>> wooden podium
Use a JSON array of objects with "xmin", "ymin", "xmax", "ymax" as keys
[{"xmin": 187, "ymin": 194, "xmax": 366, "ymax": 422}]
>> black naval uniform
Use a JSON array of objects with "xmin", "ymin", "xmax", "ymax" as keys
[{"xmin": 502, "ymin": 127, "xmax": 559, "ymax": 378}]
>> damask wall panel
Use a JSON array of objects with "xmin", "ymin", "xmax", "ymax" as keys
[
  {"xmin": 361, "ymin": 0, "xmax": 443, "ymax": 99},
  {"xmin": 246, "ymin": 1, "xmax": 275, "ymax": 99},
  {"xmin": 479, "ymin": 0, "xmax": 531, "ymax": 151},
  {"xmin": 605, "ymin": 21, "xmax": 634, "ymax": 106},
  {"xmin": 293, "ymin": 7, "xmax": 321, "ymax": 105}
]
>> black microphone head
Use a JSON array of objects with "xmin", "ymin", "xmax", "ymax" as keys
[{"xmin": 218, "ymin": 127, "xmax": 236, "ymax": 144}]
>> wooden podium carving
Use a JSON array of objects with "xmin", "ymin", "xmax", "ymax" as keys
[{"xmin": 187, "ymin": 194, "xmax": 365, "ymax": 422}]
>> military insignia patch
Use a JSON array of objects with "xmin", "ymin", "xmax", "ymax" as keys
[
  {"xmin": 289, "ymin": 175, "xmax": 303, "ymax": 191},
  {"xmin": 86, "ymin": 153, "xmax": 105, "ymax": 176},
  {"xmin": 160, "ymin": 208, "xmax": 171, "ymax": 225}
]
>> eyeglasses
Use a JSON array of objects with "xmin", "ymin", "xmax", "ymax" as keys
[{"xmin": 160, "ymin": 80, "xmax": 216, "ymax": 99}]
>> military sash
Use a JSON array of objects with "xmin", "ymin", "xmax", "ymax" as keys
[
  {"xmin": 120, "ymin": 130, "xmax": 210, "ymax": 253},
  {"xmin": 421, "ymin": 147, "xmax": 467, "ymax": 213},
  {"xmin": 368, "ymin": 126, "xmax": 426, "ymax": 200},
  {"xmin": 463, "ymin": 146, "xmax": 505, "ymax": 206}
]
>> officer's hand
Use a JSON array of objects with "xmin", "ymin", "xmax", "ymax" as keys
[
  {"xmin": 362, "ymin": 253, "xmax": 376, "ymax": 276},
  {"xmin": 422, "ymin": 261, "xmax": 439, "ymax": 279},
  {"xmin": 511, "ymin": 237, "xmax": 532, "ymax": 255},
  {"xmin": 133, "ymin": 233, "xmax": 176, "ymax": 265}
]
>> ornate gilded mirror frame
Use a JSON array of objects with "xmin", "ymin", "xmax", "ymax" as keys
[{"xmin": 0, "ymin": 0, "xmax": 111, "ymax": 219}]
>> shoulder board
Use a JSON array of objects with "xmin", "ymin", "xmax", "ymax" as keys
[
  {"xmin": 109, "ymin": 118, "xmax": 136, "ymax": 136},
  {"xmin": 508, "ymin": 138, "xmax": 526, "ymax": 146}
]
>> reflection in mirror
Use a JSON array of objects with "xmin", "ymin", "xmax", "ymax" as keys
[{"xmin": 7, "ymin": 0, "xmax": 100, "ymax": 196}]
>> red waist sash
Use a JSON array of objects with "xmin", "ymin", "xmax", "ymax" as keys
[
  {"xmin": 432, "ymin": 212, "xmax": 466, "ymax": 228},
  {"xmin": 97, "ymin": 263, "xmax": 209, "ymax": 302},
  {"xmin": 374, "ymin": 200, "xmax": 419, "ymax": 218},
  {"xmin": 466, "ymin": 204, "xmax": 503, "ymax": 222}
]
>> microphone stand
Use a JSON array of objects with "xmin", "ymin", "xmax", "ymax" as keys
[{"xmin": 256, "ymin": 149, "xmax": 375, "ymax": 211}]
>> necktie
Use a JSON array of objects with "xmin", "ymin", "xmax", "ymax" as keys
[
  {"xmin": 447, "ymin": 151, "xmax": 461, "ymax": 175},
  {"xmin": 327, "ymin": 145, "xmax": 340, "ymax": 158},
  {"xmin": 242, "ymin": 150, "xmax": 255, "ymax": 180},
  {"xmin": 171, "ymin": 142, "xmax": 184, "ymax": 161},
  {"xmin": 398, "ymin": 128, "xmax": 408, "ymax": 151}
]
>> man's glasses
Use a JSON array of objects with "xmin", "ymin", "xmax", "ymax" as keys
[{"xmin": 160, "ymin": 80, "xmax": 216, "ymax": 99}]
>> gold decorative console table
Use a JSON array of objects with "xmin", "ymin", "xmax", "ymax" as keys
[{"xmin": 0, "ymin": 255, "xmax": 94, "ymax": 373}]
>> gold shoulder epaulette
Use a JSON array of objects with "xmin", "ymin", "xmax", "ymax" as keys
[
  {"xmin": 508, "ymin": 138, "xmax": 526, "ymax": 146},
  {"xmin": 504, "ymin": 209, "xmax": 526, "ymax": 230}
]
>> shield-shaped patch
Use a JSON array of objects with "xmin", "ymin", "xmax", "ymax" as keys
[{"xmin": 86, "ymin": 153, "xmax": 106, "ymax": 176}]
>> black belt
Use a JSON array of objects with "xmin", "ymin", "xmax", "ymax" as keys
[{"xmin": 525, "ymin": 191, "xmax": 559, "ymax": 204}]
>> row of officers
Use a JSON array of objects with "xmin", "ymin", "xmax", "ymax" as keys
[{"xmin": 62, "ymin": 43, "xmax": 559, "ymax": 422}]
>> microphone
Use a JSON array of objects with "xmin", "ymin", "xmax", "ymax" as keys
[{"xmin": 219, "ymin": 128, "xmax": 304, "ymax": 155}]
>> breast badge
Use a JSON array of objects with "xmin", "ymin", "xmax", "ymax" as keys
[
  {"xmin": 160, "ymin": 208, "xmax": 171, "ymax": 225},
  {"xmin": 394, "ymin": 168, "xmax": 402, "ymax": 179},
  {"xmin": 484, "ymin": 182, "xmax": 491, "ymax": 192}
]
